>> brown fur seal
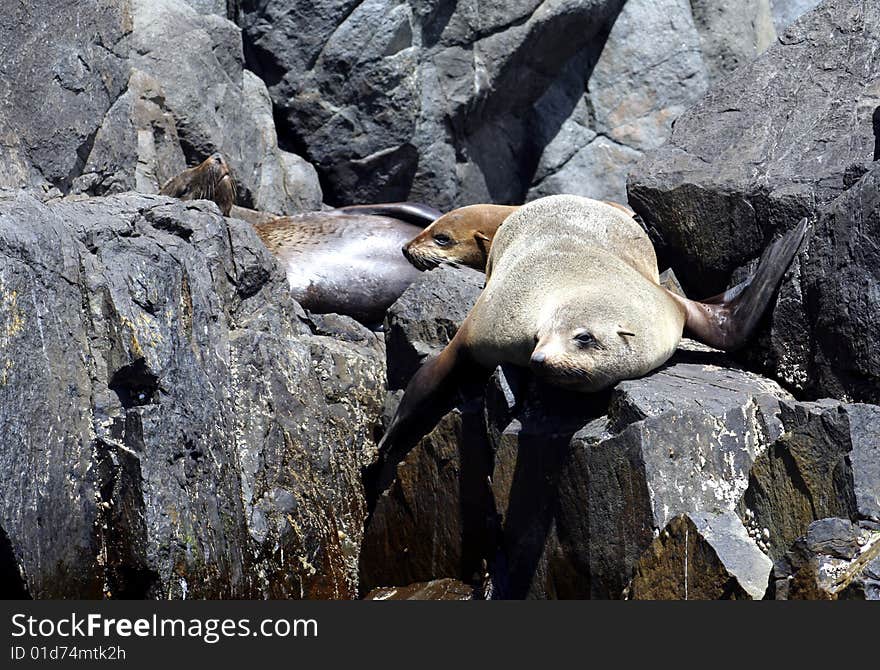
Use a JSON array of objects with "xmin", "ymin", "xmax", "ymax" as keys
[
  {"xmin": 371, "ymin": 194, "xmax": 808, "ymax": 492},
  {"xmin": 403, "ymin": 200, "xmax": 635, "ymax": 272},
  {"xmin": 159, "ymin": 153, "xmax": 235, "ymax": 216},
  {"xmin": 253, "ymin": 212, "xmax": 428, "ymax": 325}
]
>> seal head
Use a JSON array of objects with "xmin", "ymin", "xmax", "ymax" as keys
[
  {"xmin": 159, "ymin": 153, "xmax": 235, "ymax": 216},
  {"xmin": 403, "ymin": 204, "xmax": 517, "ymax": 271}
]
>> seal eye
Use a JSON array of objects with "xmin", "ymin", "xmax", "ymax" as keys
[
  {"xmin": 433, "ymin": 233, "xmax": 454, "ymax": 247},
  {"xmin": 573, "ymin": 331, "xmax": 597, "ymax": 348}
]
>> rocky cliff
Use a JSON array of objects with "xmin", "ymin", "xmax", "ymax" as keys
[{"xmin": 1, "ymin": 0, "xmax": 876, "ymax": 600}]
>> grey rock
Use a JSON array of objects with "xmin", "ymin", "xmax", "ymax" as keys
[
  {"xmin": 130, "ymin": 0, "xmax": 322, "ymax": 214},
  {"xmin": 72, "ymin": 69, "xmax": 187, "ymax": 197},
  {"xmin": 770, "ymin": 0, "xmax": 823, "ymax": 32},
  {"xmin": 240, "ymin": 0, "xmax": 778, "ymax": 208},
  {"xmin": 0, "ymin": 1, "xmax": 130, "ymax": 192},
  {"xmin": 769, "ymin": 518, "xmax": 880, "ymax": 599},
  {"xmin": 383, "ymin": 264, "xmax": 485, "ymax": 391},
  {"xmin": 628, "ymin": 0, "xmax": 880, "ymax": 402},
  {"xmin": 0, "ymin": 192, "xmax": 385, "ymax": 598}
]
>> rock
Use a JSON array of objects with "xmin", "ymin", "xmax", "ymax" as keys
[
  {"xmin": 770, "ymin": 0, "xmax": 823, "ymax": 32},
  {"xmin": 383, "ymin": 264, "xmax": 485, "ymax": 391},
  {"xmin": 239, "ymin": 0, "xmax": 777, "ymax": 209},
  {"xmin": 629, "ymin": 0, "xmax": 879, "ymax": 292},
  {"xmin": 130, "ymin": 0, "xmax": 322, "ymax": 214},
  {"xmin": 628, "ymin": 0, "xmax": 880, "ymax": 402},
  {"xmin": 0, "ymin": 0, "xmax": 130, "ymax": 192},
  {"xmin": 623, "ymin": 512, "xmax": 773, "ymax": 600},
  {"xmin": 364, "ymin": 578, "xmax": 475, "ymax": 600},
  {"xmin": 769, "ymin": 518, "xmax": 880, "ymax": 599},
  {"xmin": 73, "ymin": 69, "xmax": 187, "ymax": 197},
  {"xmin": 741, "ymin": 400, "xmax": 880, "ymax": 562},
  {"xmin": 0, "ymin": 191, "xmax": 386, "ymax": 598},
  {"xmin": 0, "ymin": 0, "xmax": 321, "ymax": 216}
]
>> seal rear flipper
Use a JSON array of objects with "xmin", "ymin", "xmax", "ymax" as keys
[
  {"xmin": 335, "ymin": 202, "xmax": 443, "ymax": 227},
  {"xmin": 669, "ymin": 218, "xmax": 810, "ymax": 351}
]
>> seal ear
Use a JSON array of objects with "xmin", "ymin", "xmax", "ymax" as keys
[
  {"xmin": 474, "ymin": 231, "xmax": 492, "ymax": 262},
  {"xmin": 667, "ymin": 218, "xmax": 810, "ymax": 351}
]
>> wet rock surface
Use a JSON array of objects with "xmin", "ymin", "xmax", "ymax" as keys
[{"xmin": 0, "ymin": 192, "xmax": 385, "ymax": 598}]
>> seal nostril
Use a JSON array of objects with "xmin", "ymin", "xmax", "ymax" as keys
[{"xmin": 530, "ymin": 350, "xmax": 547, "ymax": 366}]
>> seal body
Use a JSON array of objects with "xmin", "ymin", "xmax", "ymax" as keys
[
  {"xmin": 159, "ymin": 153, "xmax": 235, "ymax": 216},
  {"xmin": 467, "ymin": 196, "xmax": 682, "ymax": 390},
  {"xmin": 253, "ymin": 212, "xmax": 424, "ymax": 325}
]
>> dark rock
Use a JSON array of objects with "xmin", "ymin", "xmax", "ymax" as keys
[
  {"xmin": 0, "ymin": 191, "xmax": 386, "ymax": 598},
  {"xmin": 383, "ymin": 264, "xmax": 484, "ymax": 390},
  {"xmin": 769, "ymin": 518, "xmax": 880, "ymax": 599},
  {"xmin": 239, "ymin": 0, "xmax": 777, "ymax": 208},
  {"xmin": 359, "ymin": 403, "xmax": 495, "ymax": 595},
  {"xmin": 623, "ymin": 512, "xmax": 771, "ymax": 600},
  {"xmin": 741, "ymin": 400, "xmax": 880, "ymax": 562},
  {"xmin": 628, "ymin": 0, "xmax": 880, "ymax": 403},
  {"xmin": 364, "ymin": 578, "xmax": 474, "ymax": 601}
]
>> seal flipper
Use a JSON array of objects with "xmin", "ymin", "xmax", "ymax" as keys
[
  {"xmin": 668, "ymin": 218, "xmax": 809, "ymax": 351},
  {"xmin": 335, "ymin": 202, "xmax": 443, "ymax": 228},
  {"xmin": 365, "ymin": 326, "xmax": 489, "ymax": 510}
]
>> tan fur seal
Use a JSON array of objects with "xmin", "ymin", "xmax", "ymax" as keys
[
  {"xmin": 371, "ymin": 194, "xmax": 808, "ymax": 491},
  {"xmin": 159, "ymin": 153, "xmax": 235, "ymax": 216},
  {"xmin": 403, "ymin": 200, "xmax": 635, "ymax": 272}
]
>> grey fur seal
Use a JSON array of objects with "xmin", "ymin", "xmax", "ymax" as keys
[
  {"xmin": 158, "ymin": 155, "xmax": 442, "ymax": 324},
  {"xmin": 371, "ymin": 194, "xmax": 808, "ymax": 492},
  {"xmin": 252, "ymin": 211, "xmax": 428, "ymax": 325},
  {"xmin": 403, "ymin": 200, "xmax": 635, "ymax": 272}
]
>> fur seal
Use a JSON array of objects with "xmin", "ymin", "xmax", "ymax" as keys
[
  {"xmin": 159, "ymin": 153, "xmax": 235, "ymax": 216},
  {"xmin": 159, "ymin": 155, "xmax": 443, "ymax": 324},
  {"xmin": 403, "ymin": 200, "xmax": 635, "ymax": 272},
  {"xmin": 252, "ymin": 211, "xmax": 427, "ymax": 325},
  {"xmin": 372, "ymin": 194, "xmax": 808, "ymax": 491}
]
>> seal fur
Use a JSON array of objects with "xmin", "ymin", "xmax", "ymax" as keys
[{"xmin": 159, "ymin": 153, "xmax": 235, "ymax": 216}]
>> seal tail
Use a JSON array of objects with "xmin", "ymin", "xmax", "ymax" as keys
[
  {"xmin": 668, "ymin": 218, "xmax": 810, "ymax": 351},
  {"xmin": 335, "ymin": 202, "xmax": 443, "ymax": 228}
]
